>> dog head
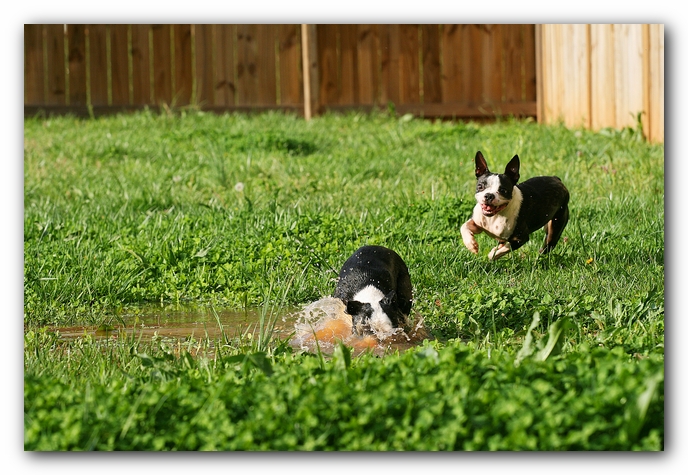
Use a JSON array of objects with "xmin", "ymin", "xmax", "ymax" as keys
[
  {"xmin": 473, "ymin": 151, "xmax": 520, "ymax": 217},
  {"xmin": 346, "ymin": 289, "xmax": 404, "ymax": 336}
]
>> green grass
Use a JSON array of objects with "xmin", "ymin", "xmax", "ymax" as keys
[{"xmin": 24, "ymin": 109, "xmax": 664, "ymax": 450}]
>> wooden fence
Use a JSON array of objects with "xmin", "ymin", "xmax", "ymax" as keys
[
  {"xmin": 538, "ymin": 24, "xmax": 664, "ymax": 143},
  {"xmin": 24, "ymin": 24, "xmax": 536, "ymax": 119},
  {"xmin": 24, "ymin": 24, "xmax": 663, "ymax": 142}
]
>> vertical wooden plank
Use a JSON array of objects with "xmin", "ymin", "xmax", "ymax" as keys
[
  {"xmin": 381, "ymin": 24, "xmax": 401, "ymax": 105},
  {"xmin": 642, "ymin": 24, "xmax": 651, "ymax": 140},
  {"xmin": 503, "ymin": 24, "xmax": 523, "ymax": 103},
  {"xmin": 110, "ymin": 24, "xmax": 130, "ymax": 105},
  {"xmin": 647, "ymin": 24, "xmax": 664, "ymax": 143},
  {"xmin": 542, "ymin": 24, "xmax": 563, "ymax": 124},
  {"xmin": 67, "ymin": 24, "xmax": 87, "ymax": 106},
  {"xmin": 377, "ymin": 24, "xmax": 390, "ymax": 105},
  {"xmin": 151, "ymin": 24, "xmax": 172, "ymax": 105},
  {"xmin": 356, "ymin": 24, "xmax": 378, "ymax": 105},
  {"xmin": 87, "ymin": 25, "xmax": 108, "ymax": 106},
  {"xmin": 173, "ymin": 24, "xmax": 193, "ymax": 105},
  {"xmin": 440, "ymin": 24, "xmax": 463, "ymax": 103},
  {"xmin": 339, "ymin": 24, "xmax": 358, "ymax": 105},
  {"xmin": 215, "ymin": 25, "xmax": 236, "ymax": 107},
  {"xmin": 482, "ymin": 24, "xmax": 503, "ymax": 103},
  {"xmin": 317, "ymin": 24, "xmax": 339, "ymax": 106},
  {"xmin": 535, "ymin": 24, "xmax": 544, "ymax": 122},
  {"xmin": 131, "ymin": 24, "xmax": 151, "ymax": 105},
  {"xmin": 523, "ymin": 24, "xmax": 537, "ymax": 102},
  {"xmin": 45, "ymin": 24, "xmax": 66, "ymax": 105},
  {"xmin": 258, "ymin": 25, "xmax": 277, "ymax": 106},
  {"xmin": 614, "ymin": 24, "xmax": 645, "ymax": 130},
  {"xmin": 421, "ymin": 24, "xmax": 441, "ymax": 104},
  {"xmin": 466, "ymin": 25, "xmax": 485, "ymax": 103},
  {"xmin": 591, "ymin": 24, "xmax": 615, "ymax": 130},
  {"xmin": 302, "ymin": 24, "xmax": 319, "ymax": 117},
  {"xmin": 24, "ymin": 24, "xmax": 45, "ymax": 105},
  {"xmin": 277, "ymin": 24, "xmax": 302, "ymax": 106},
  {"xmin": 556, "ymin": 24, "xmax": 590, "ymax": 128},
  {"xmin": 399, "ymin": 24, "xmax": 420, "ymax": 104},
  {"xmin": 194, "ymin": 24, "xmax": 215, "ymax": 107},
  {"xmin": 236, "ymin": 24, "xmax": 260, "ymax": 105}
]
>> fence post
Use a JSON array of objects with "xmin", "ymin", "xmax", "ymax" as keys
[{"xmin": 301, "ymin": 24, "xmax": 319, "ymax": 120}]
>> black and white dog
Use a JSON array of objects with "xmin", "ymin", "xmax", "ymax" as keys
[
  {"xmin": 460, "ymin": 151, "xmax": 570, "ymax": 260},
  {"xmin": 333, "ymin": 245, "xmax": 413, "ymax": 335}
]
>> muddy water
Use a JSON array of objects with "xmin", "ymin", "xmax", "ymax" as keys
[
  {"xmin": 291, "ymin": 297, "xmax": 432, "ymax": 356},
  {"xmin": 52, "ymin": 298, "xmax": 432, "ymax": 357},
  {"xmin": 53, "ymin": 305, "xmax": 295, "ymax": 342}
]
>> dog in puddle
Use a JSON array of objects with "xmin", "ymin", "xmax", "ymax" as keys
[{"xmin": 333, "ymin": 245, "xmax": 413, "ymax": 336}]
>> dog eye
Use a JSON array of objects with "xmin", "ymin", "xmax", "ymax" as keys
[
  {"xmin": 476, "ymin": 183, "xmax": 485, "ymax": 191},
  {"xmin": 498, "ymin": 187, "xmax": 506, "ymax": 194}
]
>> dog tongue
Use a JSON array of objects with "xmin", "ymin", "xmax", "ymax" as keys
[{"xmin": 481, "ymin": 203, "xmax": 505, "ymax": 214}]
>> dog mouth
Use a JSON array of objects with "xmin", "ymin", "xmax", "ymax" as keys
[{"xmin": 480, "ymin": 202, "xmax": 508, "ymax": 216}]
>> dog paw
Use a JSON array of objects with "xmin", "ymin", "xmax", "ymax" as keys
[
  {"xmin": 488, "ymin": 243, "xmax": 511, "ymax": 260},
  {"xmin": 464, "ymin": 240, "xmax": 479, "ymax": 254}
]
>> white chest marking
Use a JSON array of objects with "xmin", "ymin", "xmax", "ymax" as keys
[
  {"xmin": 473, "ymin": 186, "xmax": 523, "ymax": 240},
  {"xmin": 352, "ymin": 285, "xmax": 394, "ymax": 334}
]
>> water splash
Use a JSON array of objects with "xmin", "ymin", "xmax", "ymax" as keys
[{"xmin": 288, "ymin": 297, "xmax": 432, "ymax": 356}]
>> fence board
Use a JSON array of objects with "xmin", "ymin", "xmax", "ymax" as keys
[
  {"xmin": 173, "ymin": 24, "xmax": 193, "ymax": 105},
  {"xmin": 421, "ymin": 24, "xmax": 441, "ymax": 104},
  {"xmin": 152, "ymin": 24, "xmax": 172, "ymax": 105},
  {"xmin": 67, "ymin": 25, "xmax": 87, "ymax": 106},
  {"xmin": 379, "ymin": 24, "xmax": 401, "ymax": 104},
  {"xmin": 258, "ymin": 25, "xmax": 277, "ymax": 105},
  {"xmin": 45, "ymin": 24, "xmax": 66, "ymax": 105},
  {"xmin": 399, "ymin": 24, "xmax": 420, "ymax": 104},
  {"xmin": 462, "ymin": 25, "xmax": 494, "ymax": 102},
  {"xmin": 439, "ymin": 25, "xmax": 462, "ymax": 103},
  {"xmin": 356, "ymin": 24, "xmax": 378, "ymax": 105},
  {"xmin": 131, "ymin": 25, "xmax": 151, "ymax": 105},
  {"xmin": 111, "ymin": 24, "xmax": 130, "ymax": 105},
  {"xmin": 24, "ymin": 25, "xmax": 44, "ymax": 105},
  {"xmin": 277, "ymin": 24, "xmax": 302, "ymax": 106},
  {"xmin": 590, "ymin": 24, "xmax": 615, "ymax": 130},
  {"xmin": 614, "ymin": 24, "xmax": 644, "ymax": 129},
  {"xmin": 87, "ymin": 25, "xmax": 108, "ymax": 106},
  {"xmin": 302, "ymin": 24, "xmax": 319, "ymax": 117},
  {"xmin": 193, "ymin": 24, "xmax": 214, "ymax": 107},
  {"xmin": 339, "ymin": 24, "xmax": 358, "ymax": 104},
  {"xmin": 215, "ymin": 25, "xmax": 236, "ymax": 107},
  {"xmin": 317, "ymin": 25, "xmax": 338, "ymax": 106},
  {"xmin": 504, "ymin": 25, "xmax": 523, "ymax": 102},
  {"xmin": 236, "ymin": 25, "xmax": 259, "ymax": 105},
  {"xmin": 647, "ymin": 24, "xmax": 664, "ymax": 143},
  {"xmin": 523, "ymin": 24, "xmax": 537, "ymax": 102},
  {"xmin": 484, "ymin": 24, "xmax": 503, "ymax": 102}
]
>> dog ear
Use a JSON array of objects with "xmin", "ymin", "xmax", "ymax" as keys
[
  {"xmin": 475, "ymin": 151, "xmax": 489, "ymax": 178},
  {"xmin": 505, "ymin": 155, "xmax": 520, "ymax": 184},
  {"xmin": 346, "ymin": 300, "xmax": 364, "ymax": 315}
]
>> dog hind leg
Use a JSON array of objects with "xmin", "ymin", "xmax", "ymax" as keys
[{"xmin": 540, "ymin": 204, "xmax": 569, "ymax": 254}]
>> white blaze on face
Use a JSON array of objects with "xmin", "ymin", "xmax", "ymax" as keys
[
  {"xmin": 352, "ymin": 285, "xmax": 394, "ymax": 334},
  {"xmin": 472, "ymin": 185, "xmax": 523, "ymax": 240},
  {"xmin": 476, "ymin": 175, "xmax": 507, "ymax": 205}
]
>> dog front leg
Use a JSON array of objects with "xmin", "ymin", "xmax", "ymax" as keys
[
  {"xmin": 460, "ymin": 219, "xmax": 482, "ymax": 254},
  {"xmin": 488, "ymin": 242, "xmax": 511, "ymax": 260}
]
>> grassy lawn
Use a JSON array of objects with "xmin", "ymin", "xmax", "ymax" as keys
[{"xmin": 23, "ymin": 110, "xmax": 664, "ymax": 450}]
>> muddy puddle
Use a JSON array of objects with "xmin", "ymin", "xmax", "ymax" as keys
[{"xmin": 49, "ymin": 297, "xmax": 433, "ymax": 357}]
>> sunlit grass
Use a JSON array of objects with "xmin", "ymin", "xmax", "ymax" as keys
[{"xmin": 24, "ymin": 110, "xmax": 664, "ymax": 450}]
